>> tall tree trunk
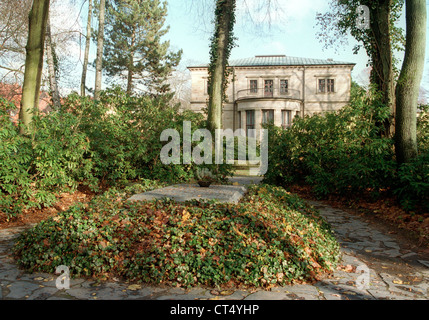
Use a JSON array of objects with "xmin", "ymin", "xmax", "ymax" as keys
[
  {"xmin": 395, "ymin": 0, "xmax": 426, "ymax": 164},
  {"xmin": 369, "ymin": 0, "xmax": 396, "ymax": 136},
  {"xmin": 207, "ymin": 0, "xmax": 236, "ymax": 133},
  {"xmin": 19, "ymin": 0, "xmax": 50, "ymax": 134},
  {"xmin": 126, "ymin": 29, "xmax": 135, "ymax": 95},
  {"xmin": 126, "ymin": 62, "xmax": 133, "ymax": 95},
  {"xmin": 81, "ymin": 0, "xmax": 92, "ymax": 97},
  {"xmin": 94, "ymin": 0, "xmax": 105, "ymax": 99},
  {"xmin": 45, "ymin": 14, "xmax": 61, "ymax": 110}
]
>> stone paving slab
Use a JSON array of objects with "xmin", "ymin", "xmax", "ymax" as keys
[
  {"xmin": 127, "ymin": 184, "xmax": 247, "ymax": 204},
  {"xmin": 1, "ymin": 177, "xmax": 429, "ymax": 301}
]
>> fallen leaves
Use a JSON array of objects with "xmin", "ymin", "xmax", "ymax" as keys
[
  {"xmin": 99, "ymin": 240, "xmax": 109, "ymax": 249},
  {"xmin": 13, "ymin": 184, "xmax": 341, "ymax": 289},
  {"xmin": 210, "ymin": 290, "xmax": 234, "ymax": 296},
  {"xmin": 289, "ymin": 184, "xmax": 429, "ymax": 247},
  {"xmin": 127, "ymin": 284, "xmax": 142, "ymax": 291},
  {"xmin": 337, "ymin": 264, "xmax": 356, "ymax": 273},
  {"xmin": 232, "ymin": 225, "xmax": 247, "ymax": 239},
  {"xmin": 181, "ymin": 209, "xmax": 191, "ymax": 223}
]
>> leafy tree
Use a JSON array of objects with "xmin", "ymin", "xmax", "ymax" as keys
[
  {"xmin": 395, "ymin": 0, "xmax": 427, "ymax": 164},
  {"xmin": 102, "ymin": 0, "xmax": 182, "ymax": 96},
  {"xmin": 316, "ymin": 0, "xmax": 405, "ymax": 135}
]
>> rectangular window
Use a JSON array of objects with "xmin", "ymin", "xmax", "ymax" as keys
[
  {"xmin": 282, "ymin": 110, "xmax": 292, "ymax": 129},
  {"xmin": 319, "ymin": 78, "xmax": 335, "ymax": 93},
  {"xmin": 280, "ymin": 79, "xmax": 289, "ymax": 95},
  {"xmin": 249, "ymin": 80, "xmax": 258, "ymax": 93},
  {"xmin": 327, "ymin": 79, "xmax": 335, "ymax": 92},
  {"xmin": 318, "ymin": 79, "xmax": 326, "ymax": 93},
  {"xmin": 264, "ymin": 80, "xmax": 274, "ymax": 97},
  {"xmin": 204, "ymin": 80, "xmax": 209, "ymax": 95},
  {"xmin": 238, "ymin": 111, "xmax": 242, "ymax": 129},
  {"xmin": 262, "ymin": 110, "xmax": 274, "ymax": 125},
  {"xmin": 246, "ymin": 110, "xmax": 255, "ymax": 137}
]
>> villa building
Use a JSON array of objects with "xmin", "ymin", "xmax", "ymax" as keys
[
  {"xmin": 0, "ymin": 83, "xmax": 53, "ymax": 124},
  {"xmin": 188, "ymin": 55, "xmax": 355, "ymax": 138}
]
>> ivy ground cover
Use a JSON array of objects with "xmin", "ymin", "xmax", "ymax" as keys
[{"xmin": 13, "ymin": 184, "xmax": 341, "ymax": 288}]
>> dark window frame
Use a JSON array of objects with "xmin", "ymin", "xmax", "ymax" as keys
[
  {"xmin": 262, "ymin": 109, "xmax": 274, "ymax": 125},
  {"xmin": 318, "ymin": 79, "xmax": 326, "ymax": 93},
  {"xmin": 249, "ymin": 80, "xmax": 258, "ymax": 93},
  {"xmin": 282, "ymin": 110, "xmax": 292, "ymax": 129},
  {"xmin": 280, "ymin": 79, "xmax": 289, "ymax": 94},
  {"xmin": 327, "ymin": 79, "xmax": 335, "ymax": 93},
  {"xmin": 204, "ymin": 80, "xmax": 209, "ymax": 95},
  {"xmin": 264, "ymin": 79, "xmax": 274, "ymax": 97},
  {"xmin": 246, "ymin": 110, "xmax": 255, "ymax": 137},
  {"xmin": 318, "ymin": 78, "xmax": 335, "ymax": 93}
]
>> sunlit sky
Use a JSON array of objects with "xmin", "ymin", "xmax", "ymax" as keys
[
  {"xmin": 163, "ymin": 0, "xmax": 429, "ymax": 96},
  {"xmin": 54, "ymin": 0, "xmax": 428, "ymax": 98}
]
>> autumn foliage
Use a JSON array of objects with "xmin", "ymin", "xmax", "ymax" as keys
[{"xmin": 13, "ymin": 184, "xmax": 340, "ymax": 288}]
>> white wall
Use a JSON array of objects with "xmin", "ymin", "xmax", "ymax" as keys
[{"xmin": 188, "ymin": 64, "xmax": 353, "ymax": 132}]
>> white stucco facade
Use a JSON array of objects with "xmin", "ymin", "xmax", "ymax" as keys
[{"xmin": 188, "ymin": 55, "xmax": 355, "ymax": 139}]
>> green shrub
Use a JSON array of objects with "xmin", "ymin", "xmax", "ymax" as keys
[
  {"xmin": 396, "ymin": 104, "xmax": 429, "ymax": 210},
  {"xmin": 64, "ymin": 88, "xmax": 232, "ymax": 184},
  {"xmin": 264, "ymin": 85, "xmax": 429, "ymax": 212},
  {"xmin": 13, "ymin": 184, "xmax": 340, "ymax": 288},
  {"xmin": 264, "ymin": 85, "xmax": 395, "ymax": 197},
  {"xmin": 395, "ymin": 152, "xmax": 429, "ymax": 211},
  {"xmin": 30, "ymin": 111, "xmax": 95, "ymax": 204},
  {"xmin": 0, "ymin": 98, "xmax": 95, "ymax": 218},
  {"xmin": 1, "ymin": 89, "xmax": 234, "ymax": 218},
  {"xmin": 0, "ymin": 98, "xmax": 32, "ymax": 217}
]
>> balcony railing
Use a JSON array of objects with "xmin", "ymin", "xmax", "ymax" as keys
[{"xmin": 236, "ymin": 88, "xmax": 301, "ymax": 101}]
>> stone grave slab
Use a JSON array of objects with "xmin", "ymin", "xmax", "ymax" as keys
[{"xmin": 127, "ymin": 184, "xmax": 247, "ymax": 204}]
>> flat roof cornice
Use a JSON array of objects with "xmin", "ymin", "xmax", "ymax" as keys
[{"xmin": 187, "ymin": 55, "xmax": 356, "ymax": 69}]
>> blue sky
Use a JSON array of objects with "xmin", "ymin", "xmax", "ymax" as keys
[
  {"xmin": 163, "ymin": 0, "xmax": 429, "ymax": 95},
  {"xmin": 72, "ymin": 0, "xmax": 428, "ymax": 97}
]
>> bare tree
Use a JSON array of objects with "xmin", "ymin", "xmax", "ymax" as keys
[
  {"xmin": 81, "ymin": 0, "xmax": 92, "ymax": 96},
  {"xmin": 94, "ymin": 0, "xmax": 105, "ymax": 99},
  {"xmin": 45, "ymin": 14, "xmax": 61, "ymax": 109},
  {"xmin": 237, "ymin": 0, "xmax": 285, "ymax": 36},
  {"xmin": 0, "ymin": 0, "xmax": 32, "ymax": 83},
  {"xmin": 168, "ymin": 65, "xmax": 192, "ymax": 109},
  {"xmin": 1, "ymin": 0, "xmax": 82, "ymax": 100},
  {"xmin": 47, "ymin": 0, "xmax": 84, "ymax": 94}
]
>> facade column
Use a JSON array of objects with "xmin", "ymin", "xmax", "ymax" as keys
[{"xmin": 274, "ymin": 108, "xmax": 282, "ymax": 127}]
